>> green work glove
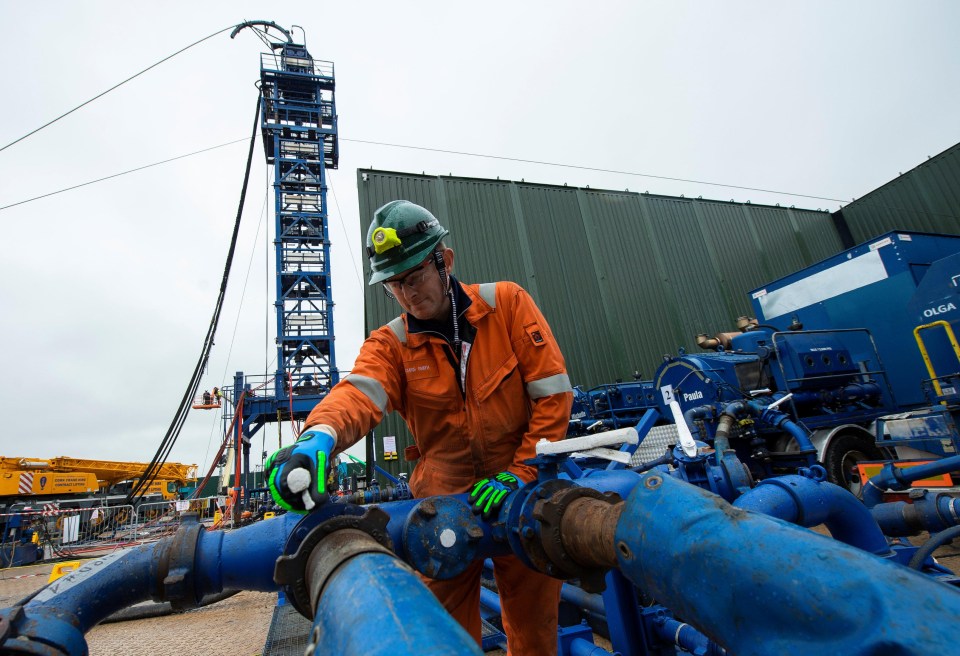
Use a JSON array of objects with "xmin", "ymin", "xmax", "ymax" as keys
[
  {"xmin": 265, "ymin": 428, "xmax": 335, "ymax": 513},
  {"xmin": 468, "ymin": 471, "xmax": 521, "ymax": 522}
]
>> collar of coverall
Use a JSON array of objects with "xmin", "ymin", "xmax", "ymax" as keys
[{"xmin": 404, "ymin": 277, "xmax": 493, "ymax": 348}]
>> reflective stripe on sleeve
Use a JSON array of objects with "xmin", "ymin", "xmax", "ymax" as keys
[
  {"xmin": 387, "ymin": 317, "xmax": 406, "ymax": 344},
  {"xmin": 526, "ymin": 373, "xmax": 572, "ymax": 399},
  {"xmin": 345, "ymin": 374, "xmax": 389, "ymax": 413},
  {"xmin": 478, "ymin": 282, "xmax": 497, "ymax": 308}
]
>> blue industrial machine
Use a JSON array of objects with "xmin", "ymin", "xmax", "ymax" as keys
[
  {"xmin": 652, "ymin": 325, "xmax": 897, "ymax": 490},
  {"xmin": 219, "ymin": 23, "xmax": 341, "ymax": 501},
  {"xmin": 568, "ymin": 232, "xmax": 960, "ymax": 491},
  {"xmin": 569, "ymin": 377, "xmax": 659, "ymax": 434},
  {"xmin": 5, "ymin": 430, "xmax": 960, "ymax": 656},
  {"xmin": 0, "ymin": 513, "xmax": 39, "ymax": 568}
]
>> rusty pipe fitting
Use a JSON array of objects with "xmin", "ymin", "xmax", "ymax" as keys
[
  {"xmin": 559, "ymin": 497, "xmax": 624, "ymax": 569},
  {"xmin": 715, "ymin": 332, "xmax": 740, "ymax": 350},
  {"xmin": 696, "ymin": 333, "xmax": 721, "ymax": 350}
]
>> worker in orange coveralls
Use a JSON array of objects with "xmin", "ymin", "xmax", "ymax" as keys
[{"xmin": 265, "ymin": 200, "xmax": 573, "ymax": 655}]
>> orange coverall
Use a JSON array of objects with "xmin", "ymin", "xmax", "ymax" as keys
[{"xmin": 304, "ymin": 279, "xmax": 573, "ymax": 655}]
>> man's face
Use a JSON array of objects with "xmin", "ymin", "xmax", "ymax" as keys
[{"xmin": 383, "ymin": 249, "xmax": 452, "ymax": 321}]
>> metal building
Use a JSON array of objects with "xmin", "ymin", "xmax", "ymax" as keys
[
  {"xmin": 838, "ymin": 142, "xmax": 960, "ymax": 244},
  {"xmin": 355, "ymin": 171, "xmax": 843, "ymax": 474}
]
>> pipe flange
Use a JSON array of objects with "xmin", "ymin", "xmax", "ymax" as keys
[
  {"xmin": 516, "ymin": 479, "xmax": 575, "ymax": 576},
  {"xmin": 275, "ymin": 506, "xmax": 394, "ymax": 618},
  {"xmin": 403, "ymin": 496, "xmax": 484, "ymax": 580},
  {"xmin": 533, "ymin": 486, "xmax": 622, "ymax": 593},
  {"xmin": 156, "ymin": 514, "xmax": 204, "ymax": 610}
]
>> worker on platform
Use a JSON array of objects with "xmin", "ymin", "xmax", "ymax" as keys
[{"xmin": 265, "ymin": 200, "xmax": 572, "ymax": 655}]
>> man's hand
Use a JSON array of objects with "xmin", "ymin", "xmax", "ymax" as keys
[
  {"xmin": 265, "ymin": 428, "xmax": 336, "ymax": 513},
  {"xmin": 468, "ymin": 471, "xmax": 521, "ymax": 521}
]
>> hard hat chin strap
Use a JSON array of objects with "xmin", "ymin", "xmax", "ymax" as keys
[{"xmin": 432, "ymin": 248, "xmax": 460, "ymax": 352}]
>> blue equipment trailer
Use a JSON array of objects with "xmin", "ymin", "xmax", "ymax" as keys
[
  {"xmin": 749, "ymin": 230, "xmax": 960, "ymax": 462},
  {"xmin": 749, "ymin": 231, "xmax": 960, "ymax": 410}
]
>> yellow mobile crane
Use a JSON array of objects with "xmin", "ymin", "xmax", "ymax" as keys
[{"xmin": 0, "ymin": 456, "xmax": 198, "ymax": 504}]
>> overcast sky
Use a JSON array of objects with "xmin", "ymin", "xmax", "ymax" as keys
[{"xmin": 1, "ymin": 2, "xmax": 957, "ymax": 478}]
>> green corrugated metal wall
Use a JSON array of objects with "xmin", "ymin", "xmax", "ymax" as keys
[
  {"xmin": 355, "ymin": 170, "xmax": 843, "ymax": 476},
  {"xmin": 841, "ymin": 143, "xmax": 960, "ymax": 242}
]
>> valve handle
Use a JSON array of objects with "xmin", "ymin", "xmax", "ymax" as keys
[{"xmin": 669, "ymin": 400, "xmax": 699, "ymax": 458}]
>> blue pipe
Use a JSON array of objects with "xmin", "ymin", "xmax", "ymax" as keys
[
  {"xmin": 482, "ymin": 570, "xmax": 606, "ymax": 618},
  {"xmin": 862, "ymin": 454, "xmax": 960, "ymax": 508},
  {"xmin": 30, "ymin": 513, "xmax": 299, "ymax": 633},
  {"xmin": 654, "ymin": 616, "xmax": 725, "ymax": 656},
  {"xmin": 733, "ymin": 474, "xmax": 892, "ymax": 555},
  {"xmin": 615, "ymin": 472, "xmax": 960, "ymax": 656},
  {"xmin": 870, "ymin": 492, "xmax": 960, "ymax": 536},
  {"xmin": 683, "ymin": 404, "xmax": 714, "ymax": 440},
  {"xmin": 789, "ymin": 382, "xmax": 881, "ymax": 408},
  {"xmin": 314, "ymin": 550, "xmax": 481, "ymax": 655},
  {"xmin": 746, "ymin": 400, "xmax": 816, "ymax": 455},
  {"xmin": 561, "ymin": 583, "xmax": 605, "ymax": 617},
  {"xmin": 479, "ymin": 585, "xmax": 501, "ymax": 614},
  {"xmin": 569, "ymin": 638, "xmax": 615, "ymax": 656},
  {"xmin": 563, "ymin": 468, "xmax": 642, "ymax": 500}
]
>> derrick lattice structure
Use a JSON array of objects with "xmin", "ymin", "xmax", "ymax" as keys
[
  {"xmin": 261, "ymin": 43, "xmax": 339, "ymax": 398},
  {"xmin": 230, "ymin": 41, "xmax": 340, "ymax": 475}
]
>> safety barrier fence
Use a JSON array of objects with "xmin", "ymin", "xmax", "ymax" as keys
[{"xmin": 0, "ymin": 496, "xmax": 233, "ymax": 562}]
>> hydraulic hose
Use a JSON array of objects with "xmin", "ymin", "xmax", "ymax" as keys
[
  {"xmin": 683, "ymin": 404, "xmax": 714, "ymax": 440},
  {"xmin": 908, "ymin": 524, "xmax": 960, "ymax": 570}
]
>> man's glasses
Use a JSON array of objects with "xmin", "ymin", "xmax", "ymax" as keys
[{"xmin": 383, "ymin": 258, "xmax": 436, "ymax": 298}]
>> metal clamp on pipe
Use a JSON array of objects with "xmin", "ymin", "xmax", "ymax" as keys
[
  {"xmin": 304, "ymin": 528, "xmax": 394, "ymax": 612},
  {"xmin": 274, "ymin": 506, "xmax": 394, "ymax": 619},
  {"xmin": 520, "ymin": 481, "xmax": 624, "ymax": 592},
  {"xmin": 154, "ymin": 513, "xmax": 205, "ymax": 611}
]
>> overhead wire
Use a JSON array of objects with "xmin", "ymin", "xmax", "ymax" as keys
[
  {"xmin": 328, "ymin": 175, "xmax": 364, "ymax": 288},
  {"xmin": 342, "ymin": 137, "xmax": 852, "ymax": 204},
  {"xmin": 125, "ymin": 94, "xmax": 261, "ymax": 504},
  {"xmin": 7, "ymin": 128, "xmax": 958, "ymax": 223},
  {"xmin": 0, "ymin": 25, "xmax": 237, "ymax": 154},
  {"xmin": 0, "ymin": 137, "xmax": 250, "ymax": 212}
]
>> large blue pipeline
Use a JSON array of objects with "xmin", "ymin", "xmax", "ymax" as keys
[{"xmin": 4, "ymin": 445, "xmax": 960, "ymax": 656}]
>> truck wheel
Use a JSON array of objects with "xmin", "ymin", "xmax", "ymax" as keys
[{"xmin": 823, "ymin": 434, "xmax": 883, "ymax": 495}]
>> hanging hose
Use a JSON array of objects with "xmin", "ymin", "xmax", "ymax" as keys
[
  {"xmin": 126, "ymin": 94, "xmax": 262, "ymax": 505},
  {"xmin": 908, "ymin": 524, "xmax": 960, "ymax": 570}
]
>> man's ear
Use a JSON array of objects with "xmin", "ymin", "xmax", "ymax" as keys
[{"xmin": 443, "ymin": 247, "xmax": 455, "ymax": 274}]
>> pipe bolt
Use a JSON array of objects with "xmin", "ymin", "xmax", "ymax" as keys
[
  {"xmin": 521, "ymin": 526, "xmax": 535, "ymax": 539},
  {"xmin": 417, "ymin": 500, "xmax": 438, "ymax": 518}
]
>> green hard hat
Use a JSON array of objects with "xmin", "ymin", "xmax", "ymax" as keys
[{"xmin": 366, "ymin": 200, "xmax": 449, "ymax": 285}]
